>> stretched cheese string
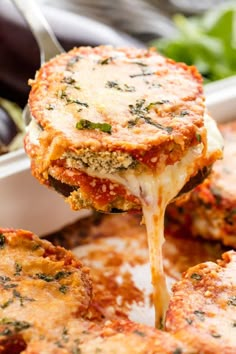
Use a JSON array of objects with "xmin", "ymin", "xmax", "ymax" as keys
[{"xmin": 142, "ymin": 201, "xmax": 169, "ymax": 328}]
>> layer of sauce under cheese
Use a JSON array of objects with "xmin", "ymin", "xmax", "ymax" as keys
[
  {"xmin": 29, "ymin": 113, "xmax": 223, "ymax": 328},
  {"xmin": 70, "ymin": 113, "xmax": 223, "ymax": 327}
]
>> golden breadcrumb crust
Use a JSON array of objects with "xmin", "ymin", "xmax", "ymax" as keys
[
  {"xmin": 28, "ymin": 46, "xmax": 205, "ymax": 159},
  {"xmin": 24, "ymin": 46, "xmax": 212, "ymax": 212},
  {"xmin": 0, "ymin": 217, "xmax": 232, "ymax": 353},
  {"xmin": 0, "ymin": 228, "xmax": 91, "ymax": 353},
  {"xmin": 166, "ymin": 251, "xmax": 236, "ymax": 353},
  {"xmin": 0, "ymin": 228, "xmax": 192, "ymax": 354}
]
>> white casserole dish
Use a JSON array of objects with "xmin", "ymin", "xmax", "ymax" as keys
[
  {"xmin": 0, "ymin": 75, "xmax": 235, "ymax": 236},
  {"xmin": 0, "ymin": 148, "xmax": 90, "ymax": 236}
]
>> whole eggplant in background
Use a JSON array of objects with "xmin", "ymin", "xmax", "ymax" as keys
[
  {"xmin": 0, "ymin": 97, "xmax": 24, "ymax": 155},
  {"xmin": 0, "ymin": 0, "xmax": 142, "ymax": 108},
  {"xmin": 0, "ymin": 0, "xmax": 142, "ymax": 155}
]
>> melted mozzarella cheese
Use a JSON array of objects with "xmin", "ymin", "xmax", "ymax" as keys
[
  {"xmin": 76, "ymin": 114, "xmax": 223, "ymax": 327},
  {"xmin": 29, "ymin": 112, "xmax": 223, "ymax": 327},
  {"xmin": 84, "ymin": 143, "xmax": 203, "ymax": 327}
]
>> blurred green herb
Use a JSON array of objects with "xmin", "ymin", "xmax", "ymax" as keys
[{"xmin": 151, "ymin": 5, "xmax": 236, "ymax": 82}]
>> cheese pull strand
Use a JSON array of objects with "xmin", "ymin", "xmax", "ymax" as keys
[{"xmin": 143, "ymin": 204, "xmax": 170, "ymax": 328}]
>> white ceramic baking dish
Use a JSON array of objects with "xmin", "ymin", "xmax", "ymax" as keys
[
  {"xmin": 205, "ymin": 75, "xmax": 236, "ymax": 123},
  {"xmin": 0, "ymin": 148, "xmax": 90, "ymax": 235},
  {"xmin": 0, "ymin": 75, "xmax": 235, "ymax": 236}
]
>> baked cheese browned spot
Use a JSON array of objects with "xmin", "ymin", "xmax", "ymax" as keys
[
  {"xmin": 25, "ymin": 45, "xmax": 223, "ymax": 327},
  {"xmin": 166, "ymin": 120, "xmax": 236, "ymax": 248},
  {"xmin": 165, "ymin": 251, "xmax": 236, "ymax": 353},
  {"xmin": 0, "ymin": 228, "xmax": 91, "ymax": 353}
]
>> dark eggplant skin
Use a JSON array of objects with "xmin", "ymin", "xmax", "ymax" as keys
[
  {"xmin": 0, "ymin": 97, "xmax": 23, "ymax": 154},
  {"xmin": 0, "ymin": 105, "xmax": 18, "ymax": 146},
  {"xmin": 177, "ymin": 166, "xmax": 212, "ymax": 197}
]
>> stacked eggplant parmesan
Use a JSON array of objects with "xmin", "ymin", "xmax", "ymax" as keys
[
  {"xmin": 25, "ymin": 45, "xmax": 223, "ymax": 328},
  {"xmin": 25, "ymin": 46, "xmax": 222, "ymax": 213}
]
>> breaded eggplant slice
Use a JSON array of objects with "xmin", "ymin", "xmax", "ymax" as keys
[
  {"xmin": 165, "ymin": 251, "xmax": 236, "ymax": 353},
  {"xmin": 0, "ymin": 229, "xmax": 191, "ymax": 353},
  {"xmin": 23, "ymin": 319, "xmax": 191, "ymax": 354},
  {"xmin": 0, "ymin": 228, "xmax": 91, "ymax": 353},
  {"xmin": 25, "ymin": 45, "xmax": 223, "ymax": 212},
  {"xmin": 166, "ymin": 120, "xmax": 236, "ymax": 247}
]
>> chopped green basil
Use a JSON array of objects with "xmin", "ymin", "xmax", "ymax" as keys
[
  {"xmin": 105, "ymin": 80, "xmax": 135, "ymax": 92},
  {"xmin": 185, "ymin": 318, "xmax": 193, "ymax": 325},
  {"xmin": 190, "ymin": 273, "xmax": 202, "ymax": 281},
  {"xmin": 228, "ymin": 296, "xmax": 236, "ymax": 306},
  {"xmin": 98, "ymin": 57, "xmax": 113, "ymax": 65},
  {"xmin": 194, "ymin": 310, "xmax": 205, "ymax": 321},
  {"xmin": 58, "ymin": 90, "xmax": 88, "ymax": 107},
  {"xmin": 0, "ymin": 276, "xmax": 11, "ymax": 283},
  {"xmin": 132, "ymin": 61, "xmax": 148, "ymax": 67},
  {"xmin": 36, "ymin": 271, "xmax": 72, "ymax": 282},
  {"xmin": 32, "ymin": 243, "xmax": 41, "ymax": 251},
  {"xmin": 4, "ymin": 283, "xmax": 18, "ymax": 290},
  {"xmin": 61, "ymin": 77, "xmax": 80, "ymax": 90},
  {"xmin": 76, "ymin": 119, "xmax": 112, "ymax": 134},
  {"xmin": 62, "ymin": 77, "xmax": 76, "ymax": 85},
  {"xmin": 54, "ymin": 271, "xmax": 72, "ymax": 280},
  {"xmin": 133, "ymin": 329, "xmax": 146, "ymax": 337},
  {"xmin": 128, "ymin": 99, "xmax": 173, "ymax": 133},
  {"xmin": 36, "ymin": 273, "xmax": 54, "ymax": 282},
  {"xmin": 14, "ymin": 262, "xmax": 22, "ymax": 276},
  {"xmin": 68, "ymin": 99, "xmax": 88, "ymax": 107},
  {"xmin": 62, "ymin": 327, "xmax": 69, "ymax": 342},
  {"xmin": 180, "ymin": 110, "xmax": 189, "ymax": 117},
  {"xmin": 0, "ymin": 299, "xmax": 13, "ymax": 309},
  {"xmin": 196, "ymin": 133, "xmax": 202, "ymax": 142},
  {"xmin": 146, "ymin": 100, "xmax": 170, "ymax": 110},
  {"xmin": 130, "ymin": 71, "xmax": 156, "ymax": 78},
  {"xmin": 46, "ymin": 104, "xmax": 55, "ymax": 110},
  {"xmin": 13, "ymin": 289, "xmax": 35, "ymax": 307},
  {"xmin": 59, "ymin": 285, "xmax": 69, "ymax": 294},
  {"xmin": 129, "ymin": 99, "xmax": 146, "ymax": 118},
  {"xmin": 66, "ymin": 55, "xmax": 82, "ymax": 69},
  {"xmin": 144, "ymin": 117, "xmax": 173, "ymax": 133},
  {"xmin": 0, "ymin": 318, "xmax": 31, "ymax": 332}
]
